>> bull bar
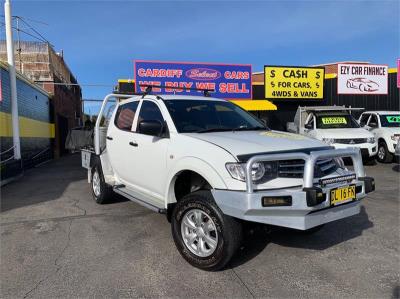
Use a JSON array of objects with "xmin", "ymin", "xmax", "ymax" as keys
[
  {"xmin": 212, "ymin": 147, "xmax": 374, "ymax": 230},
  {"xmin": 244, "ymin": 147, "xmax": 365, "ymax": 192}
]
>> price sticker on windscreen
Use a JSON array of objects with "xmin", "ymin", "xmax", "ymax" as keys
[
  {"xmin": 386, "ymin": 116, "xmax": 400, "ymax": 123},
  {"xmin": 321, "ymin": 117, "xmax": 347, "ymax": 125}
]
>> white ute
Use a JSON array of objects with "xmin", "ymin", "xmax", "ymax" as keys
[
  {"xmin": 358, "ymin": 111, "xmax": 400, "ymax": 163},
  {"xmin": 82, "ymin": 91, "xmax": 375, "ymax": 270},
  {"xmin": 287, "ymin": 106, "xmax": 378, "ymax": 161}
]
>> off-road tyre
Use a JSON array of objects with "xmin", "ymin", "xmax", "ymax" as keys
[
  {"xmin": 377, "ymin": 141, "xmax": 393, "ymax": 163},
  {"xmin": 91, "ymin": 160, "xmax": 113, "ymax": 204},
  {"xmin": 171, "ymin": 190, "xmax": 242, "ymax": 271}
]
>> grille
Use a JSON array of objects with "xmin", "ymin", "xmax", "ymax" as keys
[
  {"xmin": 278, "ymin": 158, "xmax": 338, "ymax": 179},
  {"xmin": 334, "ymin": 138, "xmax": 367, "ymax": 144}
]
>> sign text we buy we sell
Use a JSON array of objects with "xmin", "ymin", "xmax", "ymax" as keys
[{"xmin": 134, "ymin": 60, "xmax": 252, "ymax": 99}]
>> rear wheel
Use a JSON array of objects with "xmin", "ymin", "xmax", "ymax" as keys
[
  {"xmin": 377, "ymin": 141, "xmax": 393, "ymax": 163},
  {"xmin": 91, "ymin": 163, "xmax": 112, "ymax": 204},
  {"xmin": 171, "ymin": 190, "xmax": 242, "ymax": 271}
]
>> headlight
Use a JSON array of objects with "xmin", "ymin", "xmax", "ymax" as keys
[
  {"xmin": 251, "ymin": 162, "xmax": 266, "ymax": 181},
  {"xmin": 226, "ymin": 162, "xmax": 276, "ymax": 182},
  {"xmin": 391, "ymin": 135, "xmax": 400, "ymax": 141},
  {"xmin": 322, "ymin": 138, "xmax": 335, "ymax": 145},
  {"xmin": 226, "ymin": 163, "xmax": 246, "ymax": 181},
  {"xmin": 367, "ymin": 137, "xmax": 375, "ymax": 144}
]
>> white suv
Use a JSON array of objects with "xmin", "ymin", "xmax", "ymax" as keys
[
  {"xmin": 82, "ymin": 92, "xmax": 375, "ymax": 270},
  {"xmin": 359, "ymin": 111, "xmax": 400, "ymax": 163}
]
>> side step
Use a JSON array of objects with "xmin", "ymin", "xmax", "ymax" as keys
[{"xmin": 113, "ymin": 187, "xmax": 166, "ymax": 214}]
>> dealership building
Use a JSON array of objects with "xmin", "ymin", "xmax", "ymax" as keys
[
  {"xmin": 117, "ymin": 60, "xmax": 398, "ymax": 131},
  {"xmin": 253, "ymin": 61, "xmax": 399, "ymax": 130}
]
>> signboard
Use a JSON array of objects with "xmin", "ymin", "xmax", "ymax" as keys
[
  {"xmin": 397, "ymin": 59, "xmax": 400, "ymax": 88},
  {"xmin": 134, "ymin": 60, "xmax": 252, "ymax": 99},
  {"xmin": 264, "ymin": 66, "xmax": 324, "ymax": 99},
  {"xmin": 386, "ymin": 115, "xmax": 400, "ymax": 123},
  {"xmin": 337, "ymin": 63, "xmax": 388, "ymax": 95},
  {"xmin": 321, "ymin": 117, "xmax": 347, "ymax": 125}
]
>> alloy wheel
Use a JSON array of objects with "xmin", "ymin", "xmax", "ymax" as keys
[{"xmin": 180, "ymin": 209, "xmax": 218, "ymax": 257}]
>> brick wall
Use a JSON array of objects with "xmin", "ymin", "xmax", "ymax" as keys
[{"xmin": 0, "ymin": 41, "xmax": 83, "ymax": 157}]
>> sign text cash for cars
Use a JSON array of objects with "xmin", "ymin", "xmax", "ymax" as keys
[
  {"xmin": 337, "ymin": 63, "xmax": 388, "ymax": 95},
  {"xmin": 134, "ymin": 60, "xmax": 252, "ymax": 98},
  {"xmin": 264, "ymin": 66, "xmax": 324, "ymax": 99}
]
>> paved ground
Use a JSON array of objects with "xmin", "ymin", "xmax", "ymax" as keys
[{"xmin": 1, "ymin": 154, "xmax": 399, "ymax": 298}]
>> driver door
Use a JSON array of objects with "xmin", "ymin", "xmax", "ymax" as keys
[{"xmin": 126, "ymin": 100, "xmax": 170, "ymax": 203}]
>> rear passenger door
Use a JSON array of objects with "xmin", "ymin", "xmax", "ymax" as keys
[{"xmin": 107, "ymin": 100, "xmax": 140, "ymax": 184}]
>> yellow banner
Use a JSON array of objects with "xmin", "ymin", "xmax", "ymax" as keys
[{"xmin": 264, "ymin": 66, "xmax": 324, "ymax": 99}]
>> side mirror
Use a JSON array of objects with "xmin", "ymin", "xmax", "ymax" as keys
[
  {"xmin": 138, "ymin": 120, "xmax": 165, "ymax": 137},
  {"xmin": 305, "ymin": 123, "xmax": 313, "ymax": 130}
]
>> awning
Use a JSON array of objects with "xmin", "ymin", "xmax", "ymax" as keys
[{"xmin": 230, "ymin": 100, "xmax": 277, "ymax": 111}]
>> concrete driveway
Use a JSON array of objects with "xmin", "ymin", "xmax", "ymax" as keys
[{"xmin": 1, "ymin": 154, "xmax": 399, "ymax": 298}]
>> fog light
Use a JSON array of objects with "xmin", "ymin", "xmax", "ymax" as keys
[
  {"xmin": 359, "ymin": 177, "xmax": 375, "ymax": 193},
  {"xmin": 303, "ymin": 187, "xmax": 326, "ymax": 206},
  {"xmin": 262, "ymin": 196, "xmax": 292, "ymax": 207}
]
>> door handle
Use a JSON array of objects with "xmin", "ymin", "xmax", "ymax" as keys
[
  {"xmin": 106, "ymin": 136, "xmax": 113, "ymax": 140},
  {"xmin": 129, "ymin": 141, "xmax": 138, "ymax": 147}
]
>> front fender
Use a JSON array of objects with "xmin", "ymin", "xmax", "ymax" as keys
[{"xmin": 164, "ymin": 156, "xmax": 228, "ymax": 205}]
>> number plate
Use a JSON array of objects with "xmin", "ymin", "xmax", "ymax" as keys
[
  {"xmin": 330, "ymin": 185, "xmax": 356, "ymax": 206},
  {"xmin": 81, "ymin": 151, "xmax": 91, "ymax": 169}
]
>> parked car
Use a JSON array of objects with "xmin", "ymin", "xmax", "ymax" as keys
[
  {"xmin": 82, "ymin": 92, "xmax": 375, "ymax": 271},
  {"xmin": 358, "ymin": 111, "xmax": 400, "ymax": 163},
  {"xmin": 287, "ymin": 106, "xmax": 377, "ymax": 162}
]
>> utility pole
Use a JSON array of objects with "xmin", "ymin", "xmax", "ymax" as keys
[
  {"xmin": 4, "ymin": 0, "xmax": 21, "ymax": 160},
  {"xmin": 15, "ymin": 16, "xmax": 22, "ymax": 73}
]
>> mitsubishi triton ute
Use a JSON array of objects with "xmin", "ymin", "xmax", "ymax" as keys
[{"xmin": 81, "ymin": 89, "xmax": 375, "ymax": 271}]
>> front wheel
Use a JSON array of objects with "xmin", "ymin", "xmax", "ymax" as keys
[
  {"xmin": 171, "ymin": 191, "xmax": 242, "ymax": 271},
  {"xmin": 377, "ymin": 141, "xmax": 393, "ymax": 163}
]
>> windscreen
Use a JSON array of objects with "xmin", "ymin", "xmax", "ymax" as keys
[
  {"xmin": 316, "ymin": 114, "xmax": 360, "ymax": 129},
  {"xmin": 164, "ymin": 100, "xmax": 266, "ymax": 133},
  {"xmin": 379, "ymin": 115, "xmax": 400, "ymax": 128}
]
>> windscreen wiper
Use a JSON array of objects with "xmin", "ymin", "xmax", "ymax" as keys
[
  {"xmin": 196, "ymin": 128, "xmax": 231, "ymax": 133},
  {"xmin": 232, "ymin": 126, "xmax": 267, "ymax": 132}
]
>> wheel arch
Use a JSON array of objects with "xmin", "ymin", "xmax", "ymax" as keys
[
  {"xmin": 165, "ymin": 157, "xmax": 228, "ymax": 206},
  {"xmin": 378, "ymin": 137, "xmax": 387, "ymax": 144}
]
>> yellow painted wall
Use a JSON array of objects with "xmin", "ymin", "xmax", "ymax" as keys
[{"xmin": 0, "ymin": 112, "xmax": 55, "ymax": 138}]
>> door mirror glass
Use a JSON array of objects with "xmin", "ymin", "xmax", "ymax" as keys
[{"xmin": 138, "ymin": 120, "xmax": 164, "ymax": 137}]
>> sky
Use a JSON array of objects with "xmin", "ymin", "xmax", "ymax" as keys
[{"xmin": 3, "ymin": 0, "xmax": 400, "ymax": 114}]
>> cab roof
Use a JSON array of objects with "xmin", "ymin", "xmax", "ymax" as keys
[
  {"xmin": 124, "ymin": 94, "xmax": 227, "ymax": 102},
  {"xmin": 363, "ymin": 111, "xmax": 400, "ymax": 115}
]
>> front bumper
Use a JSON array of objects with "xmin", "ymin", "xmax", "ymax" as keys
[
  {"xmin": 387, "ymin": 140, "xmax": 398, "ymax": 154},
  {"xmin": 332, "ymin": 142, "xmax": 377, "ymax": 158},
  {"xmin": 212, "ymin": 148, "xmax": 375, "ymax": 230},
  {"xmin": 395, "ymin": 141, "xmax": 400, "ymax": 156}
]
